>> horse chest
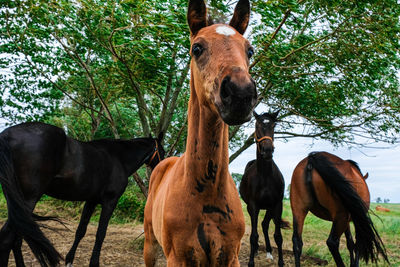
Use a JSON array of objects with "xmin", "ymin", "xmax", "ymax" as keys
[
  {"xmin": 165, "ymin": 208, "xmax": 243, "ymax": 266},
  {"xmin": 161, "ymin": 189, "xmax": 244, "ymax": 264}
]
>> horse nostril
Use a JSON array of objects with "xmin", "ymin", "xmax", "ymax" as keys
[{"xmin": 220, "ymin": 76, "xmax": 232, "ymax": 103}]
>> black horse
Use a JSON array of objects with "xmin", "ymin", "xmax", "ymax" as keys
[
  {"xmin": 240, "ymin": 111, "xmax": 285, "ymax": 267},
  {"xmin": 0, "ymin": 122, "xmax": 165, "ymax": 267}
]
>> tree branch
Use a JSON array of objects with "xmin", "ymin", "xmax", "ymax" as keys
[
  {"xmin": 229, "ymin": 133, "xmax": 255, "ymax": 163},
  {"xmin": 250, "ymin": 9, "xmax": 292, "ymax": 70}
]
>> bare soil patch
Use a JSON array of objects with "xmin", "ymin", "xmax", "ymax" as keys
[{"xmin": 2, "ymin": 219, "xmax": 328, "ymax": 266}]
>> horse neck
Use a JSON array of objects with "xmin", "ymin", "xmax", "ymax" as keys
[
  {"xmin": 184, "ymin": 77, "xmax": 230, "ymax": 194},
  {"xmin": 113, "ymin": 140, "xmax": 151, "ymax": 175},
  {"xmin": 256, "ymin": 150, "xmax": 274, "ymax": 182}
]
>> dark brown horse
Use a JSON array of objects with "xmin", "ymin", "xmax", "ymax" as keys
[
  {"xmin": 143, "ymin": 0, "xmax": 257, "ymax": 265},
  {"xmin": 240, "ymin": 111, "xmax": 284, "ymax": 267},
  {"xmin": 290, "ymin": 151, "xmax": 388, "ymax": 267},
  {"xmin": 0, "ymin": 122, "xmax": 164, "ymax": 267}
]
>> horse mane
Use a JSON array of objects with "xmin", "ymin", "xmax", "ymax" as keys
[{"xmin": 346, "ymin": 159, "xmax": 363, "ymax": 175}]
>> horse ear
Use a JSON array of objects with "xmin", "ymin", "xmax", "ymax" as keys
[
  {"xmin": 188, "ymin": 0, "xmax": 208, "ymax": 36},
  {"xmin": 272, "ymin": 109, "xmax": 280, "ymax": 120},
  {"xmin": 363, "ymin": 172, "xmax": 369, "ymax": 180},
  {"xmin": 229, "ymin": 0, "xmax": 250, "ymax": 35},
  {"xmin": 253, "ymin": 110, "xmax": 259, "ymax": 119},
  {"xmin": 157, "ymin": 131, "xmax": 164, "ymax": 142}
]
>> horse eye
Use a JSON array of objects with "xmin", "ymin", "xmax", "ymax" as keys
[
  {"xmin": 192, "ymin": 43, "xmax": 203, "ymax": 58},
  {"xmin": 247, "ymin": 47, "xmax": 254, "ymax": 59}
]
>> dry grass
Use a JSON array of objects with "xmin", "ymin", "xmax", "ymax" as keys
[{"xmin": 1, "ymin": 199, "xmax": 398, "ymax": 266}]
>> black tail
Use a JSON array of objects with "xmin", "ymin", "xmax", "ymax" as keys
[
  {"xmin": 307, "ymin": 152, "xmax": 388, "ymax": 264},
  {"xmin": 0, "ymin": 137, "xmax": 62, "ymax": 267}
]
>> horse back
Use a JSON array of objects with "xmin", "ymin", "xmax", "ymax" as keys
[
  {"xmin": 291, "ymin": 152, "xmax": 370, "ymax": 221},
  {"xmin": 0, "ymin": 122, "xmax": 67, "ymax": 196},
  {"xmin": 312, "ymin": 152, "xmax": 370, "ymax": 209},
  {"xmin": 46, "ymin": 136, "xmax": 121, "ymax": 201}
]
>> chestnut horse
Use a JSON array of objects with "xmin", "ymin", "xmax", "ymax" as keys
[
  {"xmin": 143, "ymin": 0, "xmax": 257, "ymax": 265},
  {"xmin": 290, "ymin": 152, "xmax": 388, "ymax": 267},
  {"xmin": 0, "ymin": 122, "xmax": 164, "ymax": 267},
  {"xmin": 240, "ymin": 111, "xmax": 284, "ymax": 267}
]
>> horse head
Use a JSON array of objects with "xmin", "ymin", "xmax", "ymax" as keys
[
  {"xmin": 187, "ymin": 0, "xmax": 257, "ymax": 125},
  {"xmin": 253, "ymin": 110, "xmax": 279, "ymax": 160},
  {"xmin": 146, "ymin": 132, "xmax": 165, "ymax": 169}
]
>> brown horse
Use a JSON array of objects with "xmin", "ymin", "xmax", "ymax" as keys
[
  {"xmin": 290, "ymin": 152, "xmax": 388, "ymax": 267},
  {"xmin": 143, "ymin": 0, "xmax": 257, "ymax": 265}
]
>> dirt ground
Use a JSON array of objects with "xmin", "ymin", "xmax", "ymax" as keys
[{"xmin": 2, "ymin": 219, "xmax": 328, "ymax": 267}]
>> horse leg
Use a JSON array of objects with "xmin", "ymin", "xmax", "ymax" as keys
[
  {"xmin": 292, "ymin": 211, "xmax": 306, "ymax": 267},
  {"xmin": 10, "ymin": 197, "xmax": 39, "ymax": 267},
  {"xmin": 65, "ymin": 201, "xmax": 97, "ymax": 266},
  {"xmin": 345, "ymin": 225, "xmax": 359, "ymax": 267},
  {"xmin": 88, "ymin": 199, "xmax": 118, "ymax": 267},
  {"xmin": 12, "ymin": 236, "xmax": 25, "ymax": 267},
  {"xmin": 0, "ymin": 221, "xmax": 16, "ymax": 266},
  {"xmin": 247, "ymin": 203, "xmax": 260, "ymax": 267},
  {"xmin": 326, "ymin": 219, "xmax": 347, "ymax": 267},
  {"xmin": 143, "ymin": 220, "xmax": 160, "ymax": 267},
  {"xmin": 261, "ymin": 210, "xmax": 273, "ymax": 260},
  {"xmin": 272, "ymin": 203, "xmax": 284, "ymax": 267}
]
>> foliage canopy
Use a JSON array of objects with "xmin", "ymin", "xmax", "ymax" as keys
[{"xmin": 1, "ymin": 0, "xmax": 399, "ymax": 166}]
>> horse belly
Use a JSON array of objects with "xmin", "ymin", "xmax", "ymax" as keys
[
  {"xmin": 45, "ymin": 176, "xmax": 98, "ymax": 201},
  {"xmin": 46, "ymin": 168, "xmax": 102, "ymax": 201}
]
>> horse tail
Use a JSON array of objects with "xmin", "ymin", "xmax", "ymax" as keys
[
  {"xmin": 0, "ymin": 137, "xmax": 62, "ymax": 267},
  {"xmin": 306, "ymin": 152, "xmax": 388, "ymax": 264}
]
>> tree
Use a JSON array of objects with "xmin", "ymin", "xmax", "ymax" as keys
[
  {"xmin": 231, "ymin": 172, "xmax": 243, "ymax": 189},
  {"xmin": 0, "ymin": 0, "xmax": 191, "ymax": 146},
  {"xmin": 230, "ymin": 0, "xmax": 400, "ymax": 161},
  {"xmin": 0, "ymin": 0, "xmax": 193, "ymax": 191},
  {"xmin": 1, "ymin": 0, "xmax": 399, "ymax": 184},
  {"xmin": 376, "ymin": 197, "xmax": 382, "ymax": 203}
]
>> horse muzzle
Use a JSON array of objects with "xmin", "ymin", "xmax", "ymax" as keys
[{"xmin": 216, "ymin": 74, "xmax": 257, "ymax": 125}]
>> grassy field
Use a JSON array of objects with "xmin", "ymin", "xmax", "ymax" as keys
[
  {"xmin": 0, "ymin": 189, "xmax": 399, "ymax": 266},
  {"xmin": 243, "ymin": 199, "xmax": 400, "ymax": 266}
]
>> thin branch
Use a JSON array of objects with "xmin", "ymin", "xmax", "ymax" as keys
[
  {"xmin": 279, "ymin": 17, "xmax": 350, "ymax": 62},
  {"xmin": 229, "ymin": 133, "xmax": 255, "ymax": 163},
  {"xmin": 167, "ymin": 116, "xmax": 188, "ymax": 157},
  {"xmin": 106, "ymin": 27, "xmax": 151, "ymax": 135},
  {"xmin": 4, "ymin": 22, "xmax": 108, "ymax": 122},
  {"xmin": 52, "ymin": 34, "xmax": 117, "ymax": 131},
  {"xmin": 250, "ymin": 9, "xmax": 292, "ymax": 70}
]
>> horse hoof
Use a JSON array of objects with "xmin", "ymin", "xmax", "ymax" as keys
[
  {"xmin": 266, "ymin": 252, "xmax": 274, "ymax": 260},
  {"xmin": 66, "ymin": 263, "xmax": 73, "ymax": 267}
]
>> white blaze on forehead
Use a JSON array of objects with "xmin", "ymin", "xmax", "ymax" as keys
[{"xmin": 215, "ymin": 26, "xmax": 236, "ymax": 36}]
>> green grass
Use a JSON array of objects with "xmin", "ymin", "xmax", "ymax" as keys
[
  {"xmin": 0, "ymin": 183, "xmax": 146, "ymax": 224},
  {"xmin": 242, "ymin": 199, "xmax": 400, "ymax": 266}
]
